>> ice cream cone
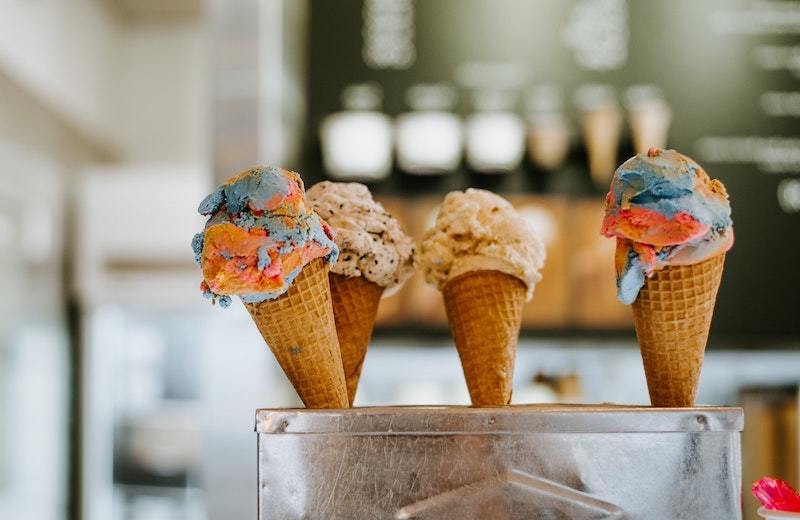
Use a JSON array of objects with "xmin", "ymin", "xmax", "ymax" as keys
[
  {"xmin": 329, "ymin": 273, "xmax": 385, "ymax": 405},
  {"xmin": 244, "ymin": 258, "xmax": 348, "ymax": 409},
  {"xmin": 443, "ymin": 270, "xmax": 527, "ymax": 406},
  {"xmin": 632, "ymin": 254, "xmax": 725, "ymax": 407},
  {"xmin": 581, "ymin": 106, "xmax": 623, "ymax": 189},
  {"xmin": 629, "ymin": 99, "xmax": 672, "ymax": 155},
  {"xmin": 527, "ymin": 114, "xmax": 570, "ymax": 171}
]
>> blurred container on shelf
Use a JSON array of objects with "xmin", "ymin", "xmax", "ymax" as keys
[
  {"xmin": 525, "ymin": 85, "xmax": 571, "ymax": 171},
  {"xmin": 319, "ymin": 83, "xmax": 393, "ymax": 181},
  {"xmin": 395, "ymin": 83, "xmax": 463, "ymax": 175},
  {"xmin": 575, "ymin": 84, "xmax": 623, "ymax": 189},
  {"xmin": 624, "ymin": 84, "xmax": 673, "ymax": 155},
  {"xmin": 568, "ymin": 199, "xmax": 632, "ymax": 328},
  {"xmin": 125, "ymin": 402, "xmax": 202, "ymax": 479},
  {"xmin": 464, "ymin": 89, "xmax": 525, "ymax": 174}
]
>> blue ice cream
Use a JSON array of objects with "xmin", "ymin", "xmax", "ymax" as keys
[{"xmin": 601, "ymin": 148, "xmax": 734, "ymax": 304}]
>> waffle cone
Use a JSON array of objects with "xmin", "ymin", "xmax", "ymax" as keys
[
  {"xmin": 632, "ymin": 254, "xmax": 725, "ymax": 407},
  {"xmin": 443, "ymin": 270, "xmax": 527, "ymax": 406},
  {"xmin": 243, "ymin": 258, "xmax": 348, "ymax": 409},
  {"xmin": 329, "ymin": 273, "xmax": 384, "ymax": 405}
]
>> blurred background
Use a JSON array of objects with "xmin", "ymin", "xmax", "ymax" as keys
[{"xmin": 0, "ymin": 0, "xmax": 798, "ymax": 519}]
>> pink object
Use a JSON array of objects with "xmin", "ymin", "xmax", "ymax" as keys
[{"xmin": 753, "ymin": 477, "xmax": 800, "ymax": 512}]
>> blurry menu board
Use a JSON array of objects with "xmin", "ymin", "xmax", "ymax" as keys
[{"xmin": 302, "ymin": 0, "xmax": 800, "ymax": 340}]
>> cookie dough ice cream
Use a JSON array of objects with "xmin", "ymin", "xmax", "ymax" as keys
[{"xmin": 307, "ymin": 181, "xmax": 415, "ymax": 292}]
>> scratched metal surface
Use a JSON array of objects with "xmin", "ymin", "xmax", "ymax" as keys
[{"xmin": 256, "ymin": 405, "xmax": 743, "ymax": 520}]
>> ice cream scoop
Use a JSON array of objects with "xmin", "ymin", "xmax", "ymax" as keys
[
  {"xmin": 307, "ymin": 181, "xmax": 415, "ymax": 292},
  {"xmin": 193, "ymin": 166, "xmax": 338, "ymax": 306},
  {"xmin": 420, "ymin": 189, "xmax": 546, "ymax": 406},
  {"xmin": 419, "ymin": 188, "xmax": 545, "ymax": 300},
  {"xmin": 307, "ymin": 181, "xmax": 416, "ymax": 404},
  {"xmin": 601, "ymin": 148, "xmax": 734, "ymax": 305},
  {"xmin": 193, "ymin": 166, "xmax": 348, "ymax": 409}
]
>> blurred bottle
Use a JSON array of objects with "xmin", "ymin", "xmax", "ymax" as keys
[
  {"xmin": 525, "ymin": 86, "xmax": 571, "ymax": 171},
  {"xmin": 624, "ymin": 85, "xmax": 673, "ymax": 155},
  {"xmin": 464, "ymin": 89, "xmax": 525, "ymax": 174},
  {"xmin": 575, "ymin": 84, "xmax": 623, "ymax": 189},
  {"xmin": 395, "ymin": 83, "xmax": 462, "ymax": 175},
  {"xmin": 320, "ymin": 83, "xmax": 393, "ymax": 181}
]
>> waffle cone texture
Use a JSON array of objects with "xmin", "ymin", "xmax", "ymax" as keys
[
  {"xmin": 329, "ymin": 273, "xmax": 384, "ymax": 405},
  {"xmin": 244, "ymin": 258, "xmax": 348, "ymax": 409},
  {"xmin": 443, "ymin": 270, "xmax": 527, "ymax": 406},
  {"xmin": 632, "ymin": 254, "xmax": 725, "ymax": 407}
]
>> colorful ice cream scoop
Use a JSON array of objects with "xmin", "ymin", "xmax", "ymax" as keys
[
  {"xmin": 419, "ymin": 188, "xmax": 546, "ymax": 300},
  {"xmin": 192, "ymin": 166, "xmax": 338, "ymax": 306},
  {"xmin": 306, "ymin": 181, "xmax": 415, "ymax": 292},
  {"xmin": 601, "ymin": 148, "xmax": 734, "ymax": 304}
]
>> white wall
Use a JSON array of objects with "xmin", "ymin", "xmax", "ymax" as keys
[
  {"xmin": 112, "ymin": 19, "xmax": 209, "ymax": 165},
  {"xmin": 0, "ymin": 1, "xmax": 209, "ymax": 165},
  {"xmin": 0, "ymin": 144, "xmax": 70, "ymax": 520},
  {"xmin": 0, "ymin": 6, "xmax": 212, "ymax": 520},
  {"xmin": 0, "ymin": 0, "xmax": 118, "ymax": 148}
]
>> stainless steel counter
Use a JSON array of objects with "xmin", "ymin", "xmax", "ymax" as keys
[{"xmin": 256, "ymin": 405, "xmax": 743, "ymax": 519}]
